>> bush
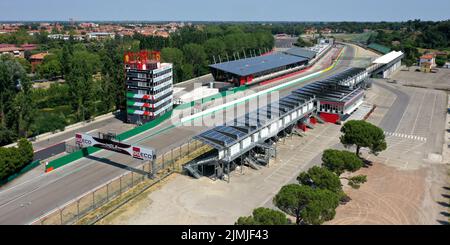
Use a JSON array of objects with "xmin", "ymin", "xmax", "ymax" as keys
[
  {"xmin": 31, "ymin": 113, "xmax": 66, "ymax": 135},
  {"xmin": 0, "ymin": 138, "xmax": 34, "ymax": 180}
]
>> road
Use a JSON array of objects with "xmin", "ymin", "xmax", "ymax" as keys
[
  {"xmin": 375, "ymin": 81, "xmax": 410, "ymax": 132},
  {"xmin": 0, "ymin": 44, "xmax": 358, "ymax": 224}
]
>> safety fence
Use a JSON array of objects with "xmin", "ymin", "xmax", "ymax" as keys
[{"xmin": 30, "ymin": 139, "xmax": 212, "ymax": 225}]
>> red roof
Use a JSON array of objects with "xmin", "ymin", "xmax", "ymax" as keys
[
  {"xmin": 0, "ymin": 44, "xmax": 16, "ymax": 48},
  {"xmin": 30, "ymin": 52, "xmax": 49, "ymax": 60},
  {"xmin": 420, "ymin": 54, "xmax": 434, "ymax": 59}
]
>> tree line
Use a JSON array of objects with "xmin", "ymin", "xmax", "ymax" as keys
[
  {"xmin": 236, "ymin": 120, "xmax": 386, "ymax": 225},
  {"xmin": 0, "ymin": 38, "xmax": 127, "ymax": 146},
  {"xmin": 0, "ymin": 24, "xmax": 275, "ymax": 146},
  {"xmin": 136, "ymin": 25, "xmax": 275, "ymax": 82},
  {"xmin": 367, "ymin": 20, "xmax": 450, "ymax": 66}
]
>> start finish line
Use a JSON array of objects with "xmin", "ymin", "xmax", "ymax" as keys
[{"xmin": 75, "ymin": 133, "xmax": 156, "ymax": 161}]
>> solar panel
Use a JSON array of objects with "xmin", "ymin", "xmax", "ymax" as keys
[
  {"xmin": 198, "ymin": 130, "xmax": 235, "ymax": 146},
  {"xmin": 215, "ymin": 125, "xmax": 247, "ymax": 139}
]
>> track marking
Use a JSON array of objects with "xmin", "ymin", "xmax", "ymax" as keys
[{"xmin": 384, "ymin": 131, "xmax": 427, "ymax": 142}]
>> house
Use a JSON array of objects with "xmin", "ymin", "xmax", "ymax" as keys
[
  {"xmin": 0, "ymin": 46, "xmax": 24, "ymax": 58},
  {"xmin": 304, "ymin": 28, "xmax": 317, "ymax": 35},
  {"xmin": 29, "ymin": 52, "xmax": 50, "ymax": 73},
  {"xmin": 419, "ymin": 54, "xmax": 436, "ymax": 72},
  {"xmin": 320, "ymin": 28, "xmax": 332, "ymax": 34},
  {"xmin": 20, "ymin": 44, "xmax": 37, "ymax": 51},
  {"xmin": 87, "ymin": 32, "xmax": 115, "ymax": 40}
]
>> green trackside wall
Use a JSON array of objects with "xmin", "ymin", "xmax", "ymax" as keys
[
  {"xmin": 45, "ymin": 110, "xmax": 173, "ymax": 172},
  {"xmin": 0, "ymin": 160, "xmax": 40, "ymax": 186}
]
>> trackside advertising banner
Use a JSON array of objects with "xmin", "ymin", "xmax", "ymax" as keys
[{"xmin": 75, "ymin": 133, "xmax": 156, "ymax": 161}]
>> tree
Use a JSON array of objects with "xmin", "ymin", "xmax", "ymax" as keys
[
  {"xmin": 295, "ymin": 37, "xmax": 314, "ymax": 47},
  {"xmin": 66, "ymin": 51, "xmax": 100, "ymax": 120},
  {"xmin": 31, "ymin": 113, "xmax": 66, "ymax": 134},
  {"xmin": 340, "ymin": 120, "xmax": 387, "ymax": 155},
  {"xmin": 15, "ymin": 58, "xmax": 31, "ymax": 74},
  {"xmin": 182, "ymin": 43, "xmax": 208, "ymax": 77},
  {"xmin": 0, "ymin": 54, "xmax": 33, "ymax": 142},
  {"xmin": 181, "ymin": 63, "xmax": 194, "ymax": 81},
  {"xmin": 161, "ymin": 47, "xmax": 184, "ymax": 83},
  {"xmin": 300, "ymin": 188, "xmax": 340, "ymax": 225},
  {"xmin": 235, "ymin": 207, "xmax": 291, "ymax": 225},
  {"xmin": 37, "ymin": 55, "xmax": 62, "ymax": 79},
  {"xmin": 273, "ymin": 184, "xmax": 339, "ymax": 225},
  {"xmin": 322, "ymin": 149, "xmax": 363, "ymax": 175},
  {"xmin": 297, "ymin": 166, "xmax": 343, "ymax": 196},
  {"xmin": 435, "ymin": 55, "xmax": 447, "ymax": 67},
  {"xmin": 60, "ymin": 44, "xmax": 72, "ymax": 78},
  {"xmin": 204, "ymin": 38, "xmax": 226, "ymax": 63},
  {"xmin": 0, "ymin": 138, "xmax": 33, "ymax": 180},
  {"xmin": 347, "ymin": 175, "xmax": 367, "ymax": 189}
]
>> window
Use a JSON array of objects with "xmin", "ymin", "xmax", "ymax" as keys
[{"xmin": 137, "ymin": 73, "xmax": 147, "ymax": 79}]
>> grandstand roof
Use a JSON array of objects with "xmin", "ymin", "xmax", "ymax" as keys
[
  {"xmin": 209, "ymin": 53, "xmax": 308, "ymax": 77},
  {"xmin": 283, "ymin": 47, "xmax": 317, "ymax": 59},
  {"xmin": 373, "ymin": 51, "xmax": 404, "ymax": 64}
]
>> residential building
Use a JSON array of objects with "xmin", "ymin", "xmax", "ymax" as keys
[
  {"xmin": 87, "ymin": 32, "xmax": 115, "ymax": 40},
  {"xmin": 419, "ymin": 54, "xmax": 436, "ymax": 72},
  {"xmin": 0, "ymin": 46, "xmax": 24, "ymax": 58},
  {"xmin": 29, "ymin": 52, "xmax": 50, "ymax": 72}
]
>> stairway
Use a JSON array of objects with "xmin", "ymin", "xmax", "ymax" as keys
[
  {"xmin": 304, "ymin": 121, "xmax": 315, "ymax": 129},
  {"xmin": 313, "ymin": 114, "xmax": 326, "ymax": 124},
  {"xmin": 184, "ymin": 165, "xmax": 201, "ymax": 179},
  {"xmin": 245, "ymin": 156, "xmax": 261, "ymax": 170}
]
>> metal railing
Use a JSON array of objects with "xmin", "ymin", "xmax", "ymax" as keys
[{"xmin": 29, "ymin": 139, "xmax": 210, "ymax": 225}]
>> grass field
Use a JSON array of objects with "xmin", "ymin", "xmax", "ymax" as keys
[{"xmin": 326, "ymin": 32, "xmax": 374, "ymax": 44}]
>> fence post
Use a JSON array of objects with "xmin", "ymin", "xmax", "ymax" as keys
[
  {"xmin": 92, "ymin": 191, "xmax": 95, "ymax": 209},
  {"xmin": 171, "ymin": 149, "xmax": 174, "ymax": 171},
  {"xmin": 162, "ymin": 154, "xmax": 165, "ymax": 170},
  {"xmin": 106, "ymin": 183, "xmax": 109, "ymax": 202},
  {"xmin": 60, "ymin": 209, "xmax": 63, "ymax": 225},
  {"xmin": 131, "ymin": 171, "xmax": 134, "ymax": 186},
  {"xmin": 188, "ymin": 141, "xmax": 190, "ymax": 154},
  {"xmin": 119, "ymin": 176, "xmax": 122, "ymax": 195},
  {"xmin": 77, "ymin": 200, "xmax": 80, "ymax": 222}
]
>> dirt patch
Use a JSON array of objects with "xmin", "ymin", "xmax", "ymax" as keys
[
  {"xmin": 97, "ymin": 173, "xmax": 178, "ymax": 225},
  {"xmin": 328, "ymin": 163, "xmax": 448, "ymax": 225}
]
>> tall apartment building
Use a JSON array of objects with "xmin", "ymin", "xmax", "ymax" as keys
[{"xmin": 124, "ymin": 51, "xmax": 173, "ymax": 125}]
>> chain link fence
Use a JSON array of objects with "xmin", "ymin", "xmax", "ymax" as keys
[{"xmin": 30, "ymin": 139, "xmax": 210, "ymax": 225}]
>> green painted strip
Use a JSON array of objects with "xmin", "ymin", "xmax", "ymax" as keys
[{"xmin": 126, "ymin": 92, "xmax": 136, "ymax": 98}]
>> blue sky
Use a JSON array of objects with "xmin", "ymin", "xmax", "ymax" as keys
[{"xmin": 1, "ymin": 0, "xmax": 449, "ymax": 22}]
